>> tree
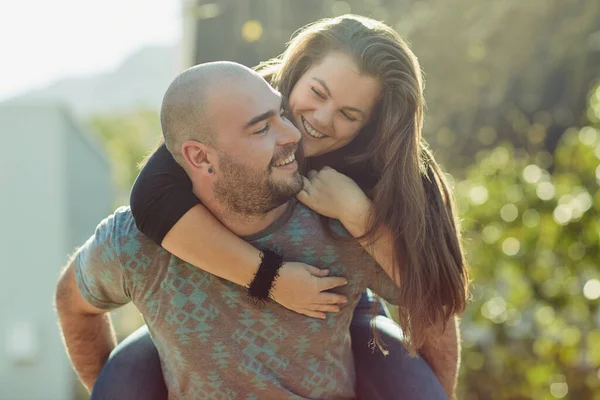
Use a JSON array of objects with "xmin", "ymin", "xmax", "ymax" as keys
[
  {"xmin": 456, "ymin": 80, "xmax": 600, "ymax": 399},
  {"xmin": 87, "ymin": 109, "xmax": 162, "ymax": 206}
]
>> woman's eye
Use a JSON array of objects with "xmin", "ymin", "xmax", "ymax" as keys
[
  {"xmin": 311, "ymin": 87, "xmax": 326, "ymax": 99},
  {"xmin": 342, "ymin": 112, "xmax": 357, "ymax": 122}
]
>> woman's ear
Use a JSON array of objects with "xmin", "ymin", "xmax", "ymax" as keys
[{"xmin": 181, "ymin": 140, "xmax": 216, "ymax": 176}]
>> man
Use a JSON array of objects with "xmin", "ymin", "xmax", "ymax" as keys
[{"xmin": 55, "ymin": 62, "xmax": 406, "ymax": 398}]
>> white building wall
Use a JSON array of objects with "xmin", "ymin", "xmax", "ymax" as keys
[{"xmin": 0, "ymin": 102, "xmax": 113, "ymax": 400}]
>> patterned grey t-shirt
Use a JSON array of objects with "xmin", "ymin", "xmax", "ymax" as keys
[{"xmin": 74, "ymin": 202, "xmax": 399, "ymax": 399}]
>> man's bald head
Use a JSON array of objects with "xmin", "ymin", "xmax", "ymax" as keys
[{"xmin": 161, "ymin": 61, "xmax": 258, "ymax": 166}]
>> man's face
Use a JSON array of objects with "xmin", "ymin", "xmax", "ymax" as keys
[{"xmin": 210, "ymin": 76, "xmax": 303, "ymax": 215}]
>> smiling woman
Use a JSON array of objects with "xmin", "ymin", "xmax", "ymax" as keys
[{"xmin": 288, "ymin": 51, "xmax": 381, "ymax": 157}]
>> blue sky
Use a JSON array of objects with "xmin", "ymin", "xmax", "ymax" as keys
[{"xmin": 0, "ymin": 0, "xmax": 181, "ymax": 100}]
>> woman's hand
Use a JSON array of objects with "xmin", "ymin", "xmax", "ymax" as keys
[
  {"xmin": 271, "ymin": 262, "xmax": 348, "ymax": 319},
  {"xmin": 296, "ymin": 167, "xmax": 372, "ymax": 222}
]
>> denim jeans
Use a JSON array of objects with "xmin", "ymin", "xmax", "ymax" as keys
[{"xmin": 91, "ymin": 292, "xmax": 447, "ymax": 400}]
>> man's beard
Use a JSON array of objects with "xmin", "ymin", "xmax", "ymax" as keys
[{"xmin": 213, "ymin": 145, "xmax": 303, "ymax": 217}]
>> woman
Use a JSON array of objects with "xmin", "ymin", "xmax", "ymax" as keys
[{"xmin": 94, "ymin": 14, "xmax": 468, "ymax": 399}]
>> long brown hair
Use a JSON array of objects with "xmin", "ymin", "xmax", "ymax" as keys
[{"xmin": 257, "ymin": 15, "xmax": 469, "ymax": 354}]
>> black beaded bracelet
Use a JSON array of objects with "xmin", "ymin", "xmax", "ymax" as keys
[{"xmin": 247, "ymin": 249, "xmax": 285, "ymax": 305}]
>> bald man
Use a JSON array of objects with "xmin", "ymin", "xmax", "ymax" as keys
[{"xmin": 55, "ymin": 62, "xmax": 402, "ymax": 399}]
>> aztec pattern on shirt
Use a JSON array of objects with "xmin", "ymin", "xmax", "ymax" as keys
[{"xmin": 74, "ymin": 203, "xmax": 399, "ymax": 399}]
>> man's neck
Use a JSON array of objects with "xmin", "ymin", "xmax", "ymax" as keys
[
  {"xmin": 194, "ymin": 183, "xmax": 290, "ymax": 237},
  {"xmin": 210, "ymin": 201, "xmax": 290, "ymax": 238}
]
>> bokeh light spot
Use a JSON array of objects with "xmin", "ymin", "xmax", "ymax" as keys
[
  {"xmin": 553, "ymin": 204, "xmax": 572, "ymax": 225},
  {"xmin": 482, "ymin": 224, "xmax": 501, "ymax": 244},
  {"xmin": 241, "ymin": 20, "xmax": 263, "ymax": 42},
  {"xmin": 579, "ymin": 126, "xmax": 598, "ymax": 145},
  {"xmin": 467, "ymin": 41, "xmax": 486, "ymax": 61},
  {"xmin": 482, "ymin": 297, "xmax": 506, "ymax": 321},
  {"xmin": 535, "ymin": 305, "xmax": 555, "ymax": 325},
  {"xmin": 502, "ymin": 237, "xmax": 520, "ymax": 256},
  {"xmin": 469, "ymin": 186, "xmax": 489, "ymax": 205},
  {"xmin": 550, "ymin": 382, "xmax": 568, "ymax": 398},
  {"xmin": 583, "ymin": 279, "xmax": 600, "ymax": 300},
  {"xmin": 537, "ymin": 182, "xmax": 555, "ymax": 200},
  {"xmin": 573, "ymin": 191, "xmax": 593, "ymax": 215},
  {"xmin": 492, "ymin": 147, "xmax": 510, "ymax": 166},
  {"xmin": 501, "ymin": 203, "xmax": 519, "ymax": 222},
  {"xmin": 523, "ymin": 164, "xmax": 542, "ymax": 183}
]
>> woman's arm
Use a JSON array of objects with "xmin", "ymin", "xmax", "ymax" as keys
[
  {"xmin": 296, "ymin": 167, "xmax": 401, "ymax": 285},
  {"xmin": 298, "ymin": 167, "xmax": 460, "ymax": 397},
  {"xmin": 130, "ymin": 145, "xmax": 348, "ymax": 318},
  {"xmin": 164, "ymin": 204, "xmax": 350, "ymax": 319},
  {"xmin": 340, "ymin": 210, "xmax": 401, "ymax": 285}
]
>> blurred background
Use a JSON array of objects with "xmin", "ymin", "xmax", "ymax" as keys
[{"xmin": 0, "ymin": 0, "xmax": 599, "ymax": 399}]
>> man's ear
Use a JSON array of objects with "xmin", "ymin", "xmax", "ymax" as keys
[{"xmin": 181, "ymin": 140, "xmax": 216, "ymax": 176}]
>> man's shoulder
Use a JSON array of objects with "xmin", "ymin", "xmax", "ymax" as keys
[
  {"xmin": 100, "ymin": 205, "xmax": 135, "ymax": 232},
  {"xmin": 87, "ymin": 206, "xmax": 165, "ymax": 272},
  {"xmin": 291, "ymin": 203, "xmax": 351, "ymax": 238},
  {"xmin": 111, "ymin": 205, "xmax": 132, "ymax": 219},
  {"xmin": 94, "ymin": 206, "xmax": 154, "ymax": 247},
  {"xmin": 275, "ymin": 202, "xmax": 373, "ymax": 273}
]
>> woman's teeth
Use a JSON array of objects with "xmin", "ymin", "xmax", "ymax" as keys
[
  {"xmin": 274, "ymin": 153, "xmax": 296, "ymax": 167},
  {"xmin": 302, "ymin": 117, "xmax": 326, "ymax": 138}
]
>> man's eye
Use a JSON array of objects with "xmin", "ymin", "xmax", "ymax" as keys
[
  {"xmin": 311, "ymin": 87, "xmax": 326, "ymax": 99},
  {"xmin": 255, "ymin": 123, "xmax": 270, "ymax": 135}
]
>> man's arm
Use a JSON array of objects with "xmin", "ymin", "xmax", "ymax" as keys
[
  {"xmin": 54, "ymin": 260, "xmax": 117, "ymax": 392},
  {"xmin": 419, "ymin": 316, "xmax": 460, "ymax": 399}
]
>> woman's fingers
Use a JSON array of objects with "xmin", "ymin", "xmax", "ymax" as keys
[
  {"xmin": 296, "ymin": 176, "xmax": 313, "ymax": 205},
  {"xmin": 305, "ymin": 265, "xmax": 329, "ymax": 276},
  {"xmin": 309, "ymin": 304, "xmax": 341, "ymax": 313},
  {"xmin": 298, "ymin": 303, "xmax": 342, "ymax": 319},
  {"xmin": 318, "ymin": 276, "xmax": 349, "ymax": 291},
  {"xmin": 296, "ymin": 188, "xmax": 310, "ymax": 205},
  {"xmin": 299, "ymin": 309, "xmax": 326, "ymax": 320},
  {"xmin": 315, "ymin": 292, "xmax": 348, "ymax": 305},
  {"xmin": 302, "ymin": 176, "xmax": 312, "ymax": 191}
]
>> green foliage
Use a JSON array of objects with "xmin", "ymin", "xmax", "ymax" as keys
[
  {"xmin": 87, "ymin": 108, "xmax": 162, "ymax": 205},
  {"xmin": 392, "ymin": 0, "xmax": 600, "ymax": 171},
  {"xmin": 456, "ymin": 82, "xmax": 600, "ymax": 399}
]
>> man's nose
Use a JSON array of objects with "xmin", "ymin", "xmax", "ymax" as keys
[{"xmin": 276, "ymin": 117, "xmax": 301, "ymax": 145}]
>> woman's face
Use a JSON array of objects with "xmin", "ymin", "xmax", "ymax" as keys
[{"xmin": 288, "ymin": 52, "xmax": 382, "ymax": 158}]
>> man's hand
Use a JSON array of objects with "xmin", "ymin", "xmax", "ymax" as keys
[
  {"xmin": 270, "ymin": 262, "xmax": 348, "ymax": 319},
  {"xmin": 54, "ymin": 262, "xmax": 117, "ymax": 392}
]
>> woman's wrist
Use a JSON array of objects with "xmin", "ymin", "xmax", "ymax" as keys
[
  {"xmin": 340, "ymin": 198, "xmax": 373, "ymax": 235},
  {"xmin": 247, "ymin": 249, "xmax": 285, "ymax": 304}
]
